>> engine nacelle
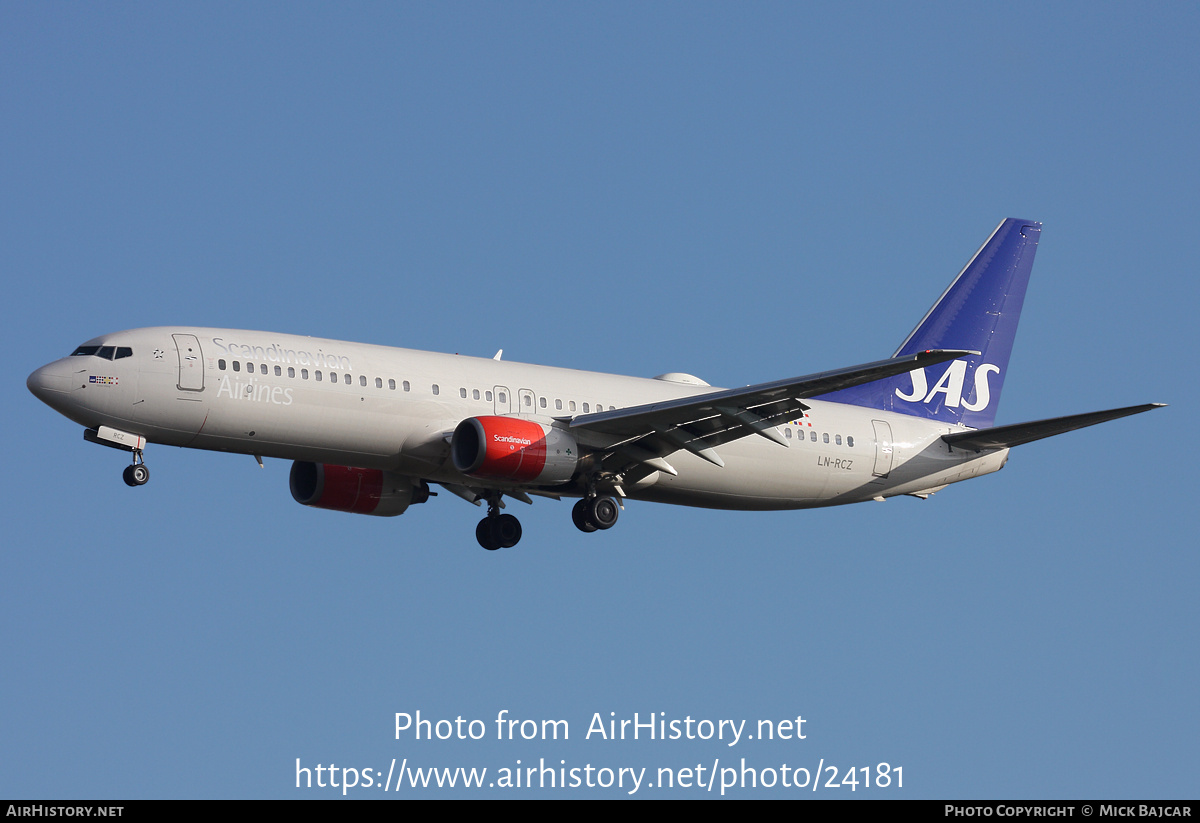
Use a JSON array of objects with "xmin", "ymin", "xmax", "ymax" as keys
[
  {"xmin": 289, "ymin": 462, "xmax": 430, "ymax": 517},
  {"xmin": 451, "ymin": 416, "xmax": 580, "ymax": 484}
]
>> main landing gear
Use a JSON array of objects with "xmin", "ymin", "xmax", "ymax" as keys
[
  {"xmin": 476, "ymin": 495, "xmax": 522, "ymax": 551},
  {"xmin": 572, "ymin": 495, "xmax": 619, "ymax": 533},
  {"xmin": 122, "ymin": 450, "xmax": 149, "ymax": 487},
  {"xmin": 473, "ymin": 491, "xmax": 620, "ymax": 550}
]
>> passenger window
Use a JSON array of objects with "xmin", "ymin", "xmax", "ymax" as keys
[
  {"xmin": 556, "ymin": 399, "xmax": 563, "ymax": 410},
  {"xmin": 218, "ymin": 359, "xmax": 226, "ymax": 370},
  {"xmin": 524, "ymin": 394, "xmax": 532, "ymax": 407},
  {"xmin": 403, "ymin": 381, "xmax": 410, "ymax": 392},
  {"xmin": 569, "ymin": 401, "xmax": 576, "ymax": 411},
  {"xmin": 785, "ymin": 428, "xmax": 792, "ymax": 439},
  {"xmin": 498, "ymin": 391, "xmax": 505, "ymax": 403},
  {"xmin": 823, "ymin": 433, "xmax": 829, "ymax": 444},
  {"xmin": 375, "ymin": 377, "xmax": 383, "ymax": 388},
  {"xmin": 358, "ymin": 375, "xmax": 366, "ymax": 386},
  {"xmin": 460, "ymin": 388, "xmax": 467, "ymax": 398},
  {"xmin": 473, "ymin": 389, "xmax": 480, "ymax": 400},
  {"xmin": 233, "ymin": 361, "xmax": 241, "ymax": 372},
  {"xmin": 302, "ymin": 369, "xmax": 309, "ymax": 379},
  {"xmin": 485, "ymin": 390, "xmax": 492, "ymax": 401},
  {"xmin": 315, "ymin": 371, "xmax": 322, "ymax": 382},
  {"xmin": 389, "ymin": 379, "xmax": 396, "ymax": 390},
  {"xmin": 288, "ymin": 367, "xmax": 295, "ymax": 378},
  {"xmin": 345, "ymin": 373, "xmax": 352, "ymax": 385},
  {"xmin": 433, "ymin": 384, "xmax": 440, "ymax": 395},
  {"xmin": 247, "ymin": 362, "xmax": 256, "ymax": 374},
  {"xmin": 847, "ymin": 435, "xmax": 854, "ymax": 447},
  {"xmin": 835, "ymin": 434, "xmax": 842, "ymax": 445},
  {"xmin": 583, "ymin": 403, "xmax": 590, "ymax": 413},
  {"xmin": 810, "ymin": 431, "xmax": 816, "ymax": 442},
  {"xmin": 275, "ymin": 365, "xmax": 282, "ymax": 376},
  {"xmin": 540, "ymin": 397, "xmax": 547, "ymax": 408}
]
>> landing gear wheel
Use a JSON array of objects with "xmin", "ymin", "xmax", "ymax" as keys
[
  {"xmin": 123, "ymin": 464, "xmax": 149, "ymax": 487},
  {"xmin": 572, "ymin": 499, "xmax": 598, "ymax": 533},
  {"xmin": 493, "ymin": 514, "xmax": 522, "ymax": 548},
  {"xmin": 476, "ymin": 518, "xmax": 501, "ymax": 551},
  {"xmin": 476, "ymin": 493, "xmax": 522, "ymax": 550},
  {"xmin": 587, "ymin": 496, "xmax": 619, "ymax": 530}
]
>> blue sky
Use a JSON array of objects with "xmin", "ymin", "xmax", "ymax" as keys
[{"xmin": 3, "ymin": 3, "xmax": 1196, "ymax": 798}]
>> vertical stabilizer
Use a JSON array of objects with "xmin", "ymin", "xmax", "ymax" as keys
[{"xmin": 820, "ymin": 218, "xmax": 1040, "ymax": 428}]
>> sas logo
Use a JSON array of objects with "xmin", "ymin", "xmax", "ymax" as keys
[
  {"xmin": 89, "ymin": 376, "xmax": 119, "ymax": 386},
  {"xmin": 895, "ymin": 360, "xmax": 999, "ymax": 411}
]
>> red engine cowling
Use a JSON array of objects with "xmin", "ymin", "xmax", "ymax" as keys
[
  {"xmin": 289, "ymin": 462, "xmax": 429, "ymax": 517},
  {"xmin": 450, "ymin": 416, "xmax": 580, "ymax": 484}
]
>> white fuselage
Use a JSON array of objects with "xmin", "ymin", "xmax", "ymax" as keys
[{"xmin": 28, "ymin": 326, "xmax": 1009, "ymax": 510}]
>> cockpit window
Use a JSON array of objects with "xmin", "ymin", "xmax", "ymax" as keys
[
  {"xmin": 71, "ymin": 344, "xmax": 134, "ymax": 359},
  {"xmin": 69, "ymin": 347, "xmax": 132, "ymax": 359}
]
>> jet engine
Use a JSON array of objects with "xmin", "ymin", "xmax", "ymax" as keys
[
  {"xmin": 289, "ymin": 462, "xmax": 430, "ymax": 516},
  {"xmin": 450, "ymin": 416, "xmax": 580, "ymax": 484}
]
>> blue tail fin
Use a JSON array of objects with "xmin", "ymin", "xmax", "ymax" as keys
[{"xmin": 820, "ymin": 218, "xmax": 1041, "ymax": 428}]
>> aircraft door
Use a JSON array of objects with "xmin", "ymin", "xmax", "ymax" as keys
[
  {"xmin": 517, "ymin": 388, "xmax": 536, "ymax": 416},
  {"xmin": 871, "ymin": 420, "xmax": 894, "ymax": 477},
  {"xmin": 493, "ymin": 386, "xmax": 512, "ymax": 415},
  {"xmin": 173, "ymin": 334, "xmax": 204, "ymax": 391}
]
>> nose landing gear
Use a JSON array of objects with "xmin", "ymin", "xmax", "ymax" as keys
[{"xmin": 122, "ymin": 450, "xmax": 149, "ymax": 487}]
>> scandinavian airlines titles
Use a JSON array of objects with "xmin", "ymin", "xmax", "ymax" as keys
[
  {"xmin": 216, "ymin": 374, "xmax": 294, "ymax": 406},
  {"xmin": 896, "ymin": 360, "xmax": 1000, "ymax": 411},
  {"xmin": 210, "ymin": 336, "xmax": 353, "ymax": 371}
]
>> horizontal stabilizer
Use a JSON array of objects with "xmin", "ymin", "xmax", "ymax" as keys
[{"xmin": 942, "ymin": 403, "xmax": 1166, "ymax": 451}]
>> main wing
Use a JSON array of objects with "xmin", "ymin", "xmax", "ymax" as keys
[{"xmin": 567, "ymin": 349, "xmax": 971, "ymax": 475}]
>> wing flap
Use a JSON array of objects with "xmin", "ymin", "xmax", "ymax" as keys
[{"xmin": 572, "ymin": 349, "xmax": 972, "ymax": 467}]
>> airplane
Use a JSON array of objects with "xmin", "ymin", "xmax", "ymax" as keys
[{"xmin": 27, "ymin": 218, "xmax": 1163, "ymax": 550}]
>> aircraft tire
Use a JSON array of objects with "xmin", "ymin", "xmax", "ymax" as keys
[
  {"xmin": 495, "ymin": 514, "xmax": 522, "ymax": 548},
  {"xmin": 572, "ymin": 499, "xmax": 598, "ymax": 533},
  {"xmin": 130, "ymin": 464, "xmax": 149, "ymax": 486},
  {"xmin": 476, "ymin": 518, "xmax": 501, "ymax": 551},
  {"xmin": 588, "ymin": 497, "xmax": 619, "ymax": 530},
  {"xmin": 123, "ymin": 465, "xmax": 137, "ymax": 487}
]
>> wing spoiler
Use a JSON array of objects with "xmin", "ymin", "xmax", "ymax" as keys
[
  {"xmin": 565, "ymin": 348, "xmax": 974, "ymax": 471},
  {"xmin": 572, "ymin": 349, "xmax": 974, "ymax": 437}
]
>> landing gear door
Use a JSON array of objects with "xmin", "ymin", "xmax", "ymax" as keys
[
  {"xmin": 173, "ymin": 334, "xmax": 204, "ymax": 392},
  {"xmin": 871, "ymin": 420, "xmax": 893, "ymax": 478}
]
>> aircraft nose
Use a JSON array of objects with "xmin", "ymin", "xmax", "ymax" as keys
[{"xmin": 27, "ymin": 360, "xmax": 77, "ymax": 403}]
